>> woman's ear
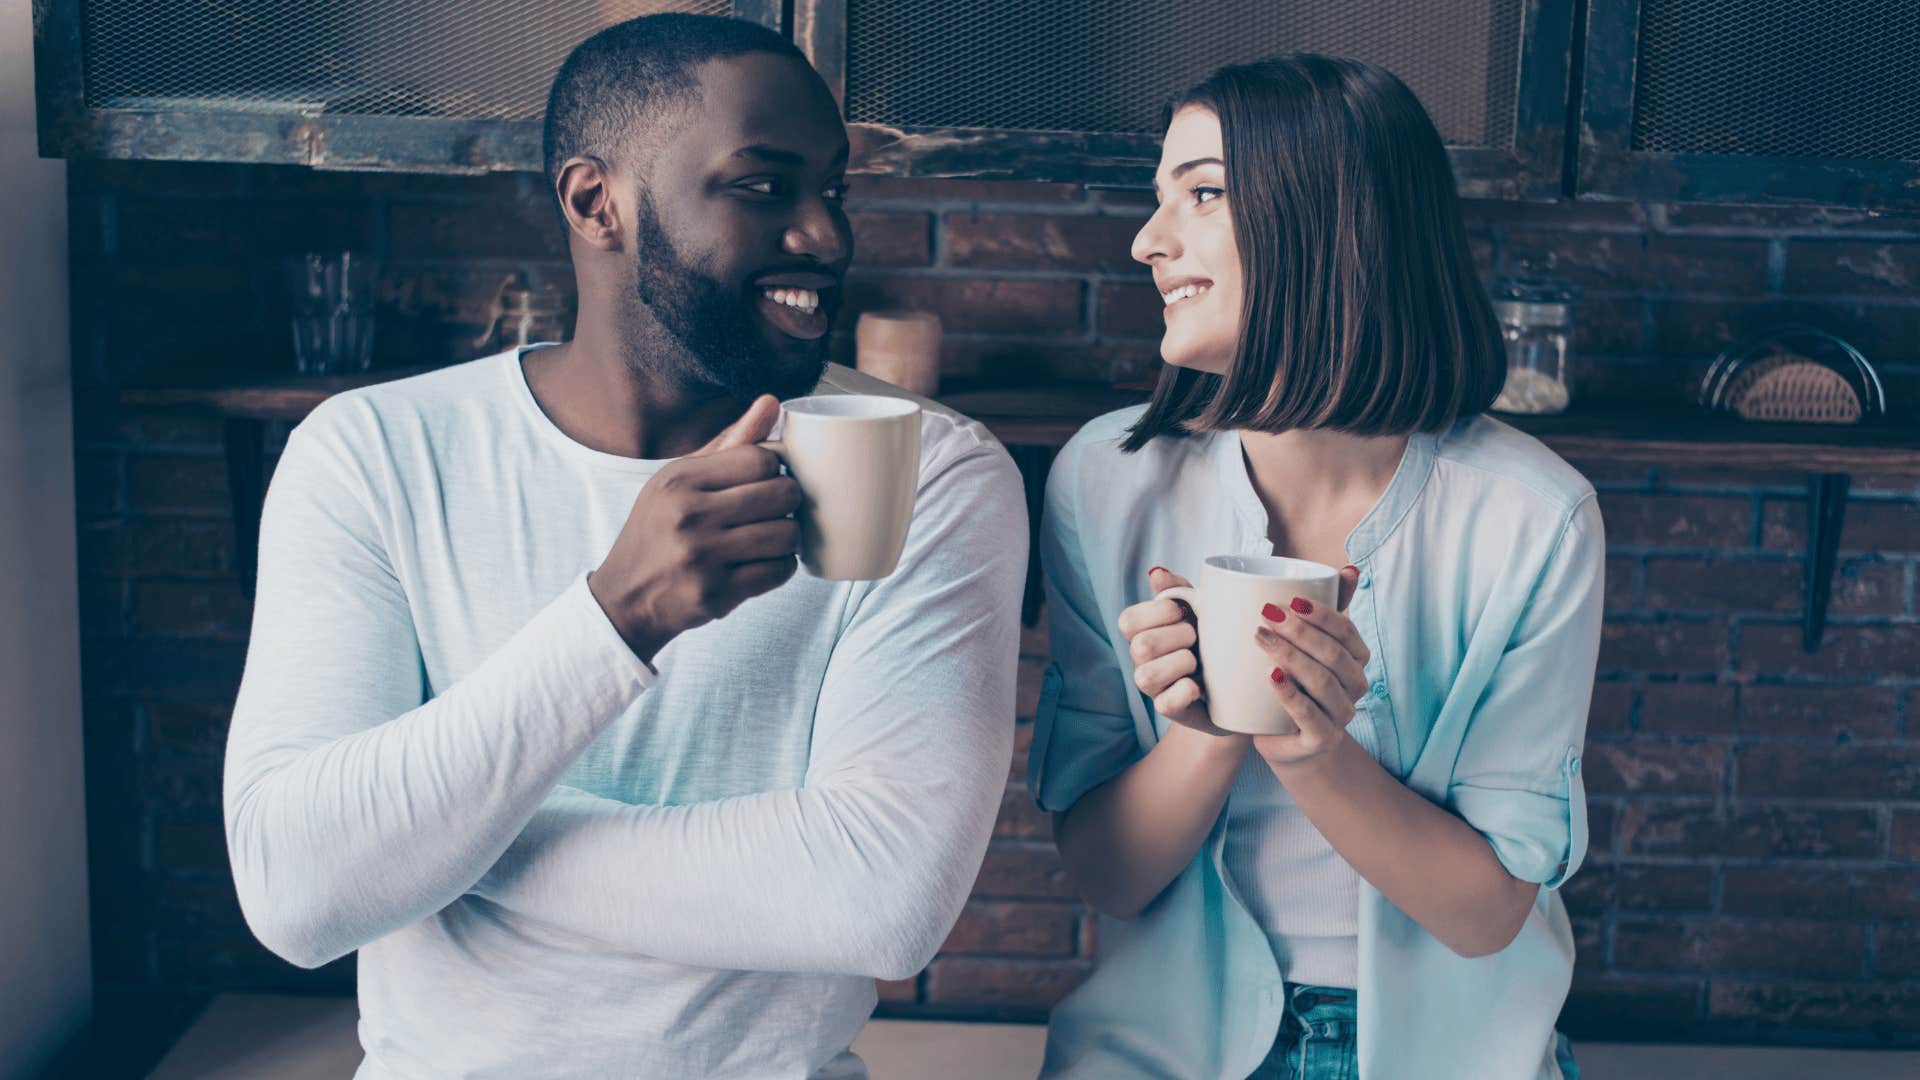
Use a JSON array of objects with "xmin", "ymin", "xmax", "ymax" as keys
[{"xmin": 556, "ymin": 156, "xmax": 622, "ymax": 252}]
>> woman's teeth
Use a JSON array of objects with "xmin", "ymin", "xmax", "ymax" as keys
[
  {"xmin": 762, "ymin": 287, "xmax": 820, "ymax": 313},
  {"xmin": 1160, "ymin": 283, "xmax": 1210, "ymax": 306}
]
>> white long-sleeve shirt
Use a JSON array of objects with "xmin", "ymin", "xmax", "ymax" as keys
[{"xmin": 223, "ymin": 349, "xmax": 1027, "ymax": 1079}]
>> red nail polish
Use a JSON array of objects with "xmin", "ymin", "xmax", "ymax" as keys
[
  {"xmin": 1149, "ymin": 566, "xmax": 1168, "ymax": 576},
  {"xmin": 1342, "ymin": 564, "xmax": 1359, "ymax": 575},
  {"xmin": 1270, "ymin": 668, "xmax": 1287, "ymax": 684},
  {"xmin": 1261, "ymin": 602, "xmax": 1286, "ymax": 622},
  {"xmin": 1290, "ymin": 597, "xmax": 1315, "ymax": 615}
]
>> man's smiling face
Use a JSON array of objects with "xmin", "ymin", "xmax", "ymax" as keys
[{"xmin": 626, "ymin": 51, "xmax": 853, "ymax": 402}]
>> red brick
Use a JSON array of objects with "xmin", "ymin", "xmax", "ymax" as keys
[
  {"xmin": 1878, "ymin": 925, "xmax": 1920, "ymax": 978},
  {"xmin": 1463, "ymin": 199, "xmax": 1649, "ymax": 231},
  {"xmin": 1894, "ymin": 810, "xmax": 1920, "ymax": 861},
  {"xmin": 1603, "ymin": 557, "xmax": 1638, "ymax": 612},
  {"xmin": 132, "ymin": 581, "xmax": 253, "ymax": 641},
  {"xmin": 1642, "ymin": 557, "xmax": 1798, "ymax": 614},
  {"xmin": 1636, "ymin": 683, "xmax": 1736, "ymax": 735},
  {"xmin": 1828, "ymin": 560, "xmax": 1910, "ymax": 617},
  {"xmin": 1721, "ymin": 866, "xmax": 1920, "ymax": 920},
  {"xmin": 923, "ymin": 957, "xmax": 1090, "ymax": 1009},
  {"xmin": 1615, "ymin": 919, "xmax": 1865, "ymax": 978},
  {"xmin": 1617, "ymin": 864, "xmax": 1713, "ymax": 912},
  {"xmin": 146, "ymin": 702, "xmax": 230, "ymax": 759},
  {"xmin": 849, "ymin": 211, "xmax": 932, "ymax": 267},
  {"xmin": 1561, "ymin": 975, "xmax": 1702, "ymax": 1038},
  {"xmin": 851, "ymin": 177, "xmax": 1084, "ymax": 204},
  {"xmin": 1010, "ymin": 721, "xmax": 1033, "ymax": 781},
  {"xmin": 946, "ymin": 212, "xmax": 1145, "ymax": 274},
  {"xmin": 938, "ymin": 338, "xmax": 1162, "ymax": 384},
  {"xmin": 80, "ymin": 518, "xmax": 235, "ymax": 578},
  {"xmin": 1616, "ymin": 802, "xmax": 1723, "ymax": 857},
  {"xmin": 1017, "ymin": 655, "xmax": 1046, "ymax": 721},
  {"xmin": 1662, "ymin": 203, "xmax": 1920, "ymax": 234},
  {"xmin": 1502, "ymin": 230, "xmax": 1644, "ymax": 290},
  {"xmin": 844, "ymin": 276, "xmax": 1083, "ymax": 336},
  {"xmin": 75, "ymin": 452, "xmax": 124, "ymax": 515},
  {"xmin": 126, "ymin": 455, "xmax": 230, "ymax": 515},
  {"xmin": 1098, "ymin": 281, "xmax": 1164, "ymax": 339},
  {"xmin": 1574, "ymin": 297, "xmax": 1647, "ymax": 357},
  {"xmin": 1588, "ymin": 681, "xmax": 1634, "ymax": 737},
  {"xmin": 1739, "ymin": 624, "xmax": 1920, "ymax": 680},
  {"xmin": 1785, "ymin": 240, "xmax": 1920, "ymax": 297},
  {"xmin": 942, "ymin": 901, "xmax": 1079, "ymax": 956},
  {"xmin": 1737, "ymin": 685, "xmax": 1899, "ymax": 740},
  {"xmin": 1585, "ymin": 800, "xmax": 1616, "ymax": 859},
  {"xmin": 1584, "ymin": 742, "xmax": 1727, "ymax": 796},
  {"xmin": 1708, "ymin": 980, "xmax": 1920, "ymax": 1032},
  {"xmin": 993, "ymin": 784, "xmax": 1052, "ymax": 840},
  {"xmin": 1642, "ymin": 235, "xmax": 1773, "ymax": 293},
  {"xmin": 1764, "ymin": 498, "xmax": 1920, "ymax": 554},
  {"xmin": 1724, "ymin": 804, "xmax": 1882, "ymax": 858},
  {"xmin": 876, "ymin": 976, "xmax": 920, "ymax": 1003},
  {"xmin": 1572, "ymin": 917, "xmax": 1604, "ymax": 970},
  {"xmin": 153, "ymin": 822, "xmax": 230, "ymax": 879},
  {"xmin": 389, "ymin": 199, "xmax": 565, "ymax": 260},
  {"xmin": 1738, "ymin": 743, "xmax": 1920, "ymax": 800},
  {"xmin": 1560, "ymin": 864, "xmax": 1612, "ymax": 915},
  {"xmin": 972, "ymin": 846, "xmax": 1080, "ymax": 900},
  {"xmin": 1597, "ymin": 493, "xmax": 1751, "ymax": 549},
  {"xmin": 1598, "ymin": 619, "xmax": 1728, "ymax": 676},
  {"xmin": 1651, "ymin": 298, "xmax": 1920, "ymax": 363}
]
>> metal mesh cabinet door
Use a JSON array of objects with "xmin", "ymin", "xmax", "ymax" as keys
[
  {"xmin": 1579, "ymin": 0, "xmax": 1920, "ymax": 207},
  {"xmin": 36, "ymin": 0, "xmax": 782, "ymax": 170},
  {"xmin": 796, "ymin": 0, "xmax": 1575, "ymax": 196}
]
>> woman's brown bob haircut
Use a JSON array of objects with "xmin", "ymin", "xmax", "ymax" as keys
[{"xmin": 1123, "ymin": 55, "xmax": 1505, "ymax": 452}]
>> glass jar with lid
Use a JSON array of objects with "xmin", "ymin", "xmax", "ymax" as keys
[{"xmin": 1490, "ymin": 276, "xmax": 1578, "ymax": 415}]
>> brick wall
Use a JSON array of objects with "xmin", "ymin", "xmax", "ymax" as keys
[{"xmin": 68, "ymin": 159, "xmax": 1920, "ymax": 1046}]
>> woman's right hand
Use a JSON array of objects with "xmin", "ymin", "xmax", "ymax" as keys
[{"xmin": 1118, "ymin": 567, "xmax": 1244, "ymax": 740}]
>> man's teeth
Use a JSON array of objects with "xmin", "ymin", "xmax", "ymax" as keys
[
  {"xmin": 762, "ymin": 287, "xmax": 820, "ymax": 313},
  {"xmin": 1160, "ymin": 283, "xmax": 1210, "ymax": 306}
]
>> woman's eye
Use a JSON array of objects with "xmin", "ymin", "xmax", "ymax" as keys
[{"xmin": 1194, "ymin": 186, "xmax": 1224, "ymax": 205}]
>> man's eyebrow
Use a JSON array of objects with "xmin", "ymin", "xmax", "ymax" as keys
[
  {"xmin": 1170, "ymin": 156, "xmax": 1224, "ymax": 179},
  {"xmin": 731, "ymin": 144, "xmax": 809, "ymax": 167}
]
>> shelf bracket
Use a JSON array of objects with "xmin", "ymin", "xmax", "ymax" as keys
[{"xmin": 1802, "ymin": 471, "xmax": 1850, "ymax": 652}]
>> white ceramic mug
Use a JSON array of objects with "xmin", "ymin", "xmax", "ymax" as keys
[
  {"xmin": 1157, "ymin": 555, "xmax": 1342, "ymax": 735},
  {"xmin": 760, "ymin": 395, "xmax": 922, "ymax": 580}
]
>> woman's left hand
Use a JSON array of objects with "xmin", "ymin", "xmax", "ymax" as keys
[{"xmin": 1252, "ymin": 565, "xmax": 1369, "ymax": 767}]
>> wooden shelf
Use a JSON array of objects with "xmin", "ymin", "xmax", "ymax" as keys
[
  {"xmin": 118, "ymin": 371, "xmax": 1920, "ymax": 650},
  {"xmin": 122, "ymin": 373, "xmax": 1920, "ymax": 472}
]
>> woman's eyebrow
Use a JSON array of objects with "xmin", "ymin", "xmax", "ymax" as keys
[{"xmin": 1170, "ymin": 156, "xmax": 1224, "ymax": 179}]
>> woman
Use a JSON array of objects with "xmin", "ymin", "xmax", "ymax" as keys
[{"xmin": 1030, "ymin": 55, "xmax": 1601, "ymax": 1079}]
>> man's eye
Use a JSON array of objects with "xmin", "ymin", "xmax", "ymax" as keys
[
  {"xmin": 822, "ymin": 182, "xmax": 849, "ymax": 202},
  {"xmin": 739, "ymin": 178, "xmax": 783, "ymax": 196},
  {"xmin": 1194, "ymin": 186, "xmax": 1224, "ymax": 205}
]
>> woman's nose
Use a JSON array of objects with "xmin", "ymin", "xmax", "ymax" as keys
[{"xmin": 1131, "ymin": 202, "xmax": 1177, "ymax": 265}]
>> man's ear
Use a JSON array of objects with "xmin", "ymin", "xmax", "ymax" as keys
[{"xmin": 556, "ymin": 155, "xmax": 622, "ymax": 252}]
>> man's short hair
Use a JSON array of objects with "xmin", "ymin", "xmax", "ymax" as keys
[{"xmin": 542, "ymin": 14, "xmax": 809, "ymax": 194}]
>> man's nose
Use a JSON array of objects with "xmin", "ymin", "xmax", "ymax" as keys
[{"xmin": 782, "ymin": 201, "xmax": 849, "ymax": 264}]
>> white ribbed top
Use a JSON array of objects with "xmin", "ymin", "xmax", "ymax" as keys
[{"xmin": 1220, "ymin": 751, "xmax": 1361, "ymax": 989}]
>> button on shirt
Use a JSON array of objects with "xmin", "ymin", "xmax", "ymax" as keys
[{"xmin": 1030, "ymin": 407, "xmax": 1602, "ymax": 1080}]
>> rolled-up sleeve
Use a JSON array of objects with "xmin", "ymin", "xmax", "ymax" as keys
[
  {"xmin": 1447, "ymin": 494, "xmax": 1605, "ymax": 889},
  {"xmin": 1028, "ymin": 444, "xmax": 1143, "ymax": 814}
]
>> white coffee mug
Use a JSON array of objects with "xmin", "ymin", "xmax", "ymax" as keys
[
  {"xmin": 760, "ymin": 395, "xmax": 922, "ymax": 580},
  {"xmin": 1157, "ymin": 555, "xmax": 1342, "ymax": 735}
]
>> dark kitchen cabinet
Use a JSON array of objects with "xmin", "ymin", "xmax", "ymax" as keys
[
  {"xmin": 797, "ymin": 0, "xmax": 1579, "ymax": 198},
  {"xmin": 33, "ymin": 0, "xmax": 783, "ymax": 172},
  {"xmin": 1576, "ymin": 0, "xmax": 1920, "ymax": 208}
]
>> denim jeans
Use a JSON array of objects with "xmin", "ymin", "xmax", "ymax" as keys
[
  {"xmin": 1249, "ymin": 985, "xmax": 1357, "ymax": 1080},
  {"xmin": 1246, "ymin": 984, "xmax": 1584, "ymax": 1080}
]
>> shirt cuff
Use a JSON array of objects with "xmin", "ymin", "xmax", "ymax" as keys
[{"xmin": 568, "ymin": 572, "xmax": 659, "ymax": 688}]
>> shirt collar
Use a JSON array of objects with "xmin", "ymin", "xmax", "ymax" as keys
[{"xmin": 1206, "ymin": 426, "xmax": 1439, "ymax": 563}]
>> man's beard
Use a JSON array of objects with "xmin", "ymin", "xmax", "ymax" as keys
[{"xmin": 626, "ymin": 193, "xmax": 828, "ymax": 403}]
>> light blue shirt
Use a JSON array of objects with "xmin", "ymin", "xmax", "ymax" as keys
[{"xmin": 1030, "ymin": 407, "xmax": 1602, "ymax": 1080}]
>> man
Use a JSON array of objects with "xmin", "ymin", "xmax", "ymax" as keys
[{"xmin": 223, "ymin": 15, "xmax": 1026, "ymax": 1078}]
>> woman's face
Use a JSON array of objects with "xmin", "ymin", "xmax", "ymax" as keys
[{"xmin": 1132, "ymin": 106, "xmax": 1242, "ymax": 375}]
